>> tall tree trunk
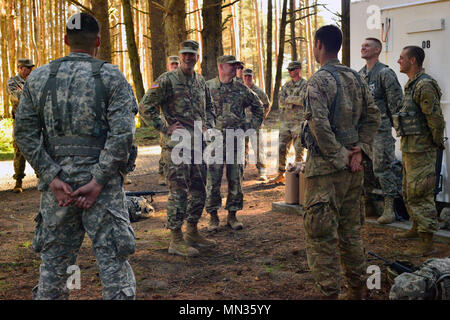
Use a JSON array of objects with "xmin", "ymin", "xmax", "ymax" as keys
[
  {"xmin": 31, "ymin": 0, "xmax": 40, "ymax": 65},
  {"xmin": 122, "ymin": 0, "xmax": 145, "ymax": 100},
  {"xmin": 201, "ymin": 0, "xmax": 223, "ymax": 80},
  {"xmin": 229, "ymin": 0, "xmax": 236, "ymax": 57},
  {"xmin": 1, "ymin": 5, "xmax": 11, "ymax": 117},
  {"xmin": 289, "ymin": 0, "xmax": 297, "ymax": 61},
  {"xmin": 164, "ymin": 0, "xmax": 187, "ymax": 56},
  {"xmin": 274, "ymin": 0, "xmax": 279, "ymax": 63},
  {"xmin": 253, "ymin": 0, "xmax": 264, "ymax": 89},
  {"xmin": 194, "ymin": 0, "xmax": 203, "ymax": 72},
  {"xmin": 149, "ymin": 0, "xmax": 166, "ymax": 79},
  {"xmin": 91, "ymin": 0, "xmax": 112, "ymax": 62},
  {"xmin": 265, "ymin": 0, "xmax": 273, "ymax": 99},
  {"xmin": 7, "ymin": 0, "xmax": 16, "ymax": 76},
  {"xmin": 272, "ymin": 0, "xmax": 287, "ymax": 111},
  {"xmin": 341, "ymin": 0, "xmax": 350, "ymax": 66}
]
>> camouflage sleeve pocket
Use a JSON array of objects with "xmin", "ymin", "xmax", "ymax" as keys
[{"xmin": 31, "ymin": 212, "xmax": 45, "ymax": 253}]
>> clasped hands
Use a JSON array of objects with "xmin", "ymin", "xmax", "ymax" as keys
[
  {"xmin": 346, "ymin": 146, "xmax": 363, "ymax": 172},
  {"xmin": 49, "ymin": 177, "xmax": 103, "ymax": 209}
]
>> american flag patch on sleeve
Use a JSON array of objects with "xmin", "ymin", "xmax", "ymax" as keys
[{"xmin": 151, "ymin": 83, "xmax": 159, "ymax": 89}]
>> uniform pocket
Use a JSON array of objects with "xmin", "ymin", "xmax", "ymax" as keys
[
  {"xmin": 32, "ymin": 212, "xmax": 44, "ymax": 253},
  {"xmin": 110, "ymin": 214, "xmax": 136, "ymax": 258},
  {"xmin": 411, "ymin": 173, "xmax": 436, "ymax": 199},
  {"xmin": 303, "ymin": 202, "xmax": 335, "ymax": 239}
]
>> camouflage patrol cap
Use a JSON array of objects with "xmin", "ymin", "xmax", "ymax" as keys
[
  {"xmin": 167, "ymin": 56, "xmax": 180, "ymax": 64},
  {"xmin": 18, "ymin": 58, "xmax": 35, "ymax": 68},
  {"xmin": 243, "ymin": 68, "xmax": 253, "ymax": 76},
  {"xmin": 217, "ymin": 55, "xmax": 239, "ymax": 65},
  {"xmin": 287, "ymin": 61, "xmax": 302, "ymax": 70},
  {"xmin": 179, "ymin": 40, "xmax": 199, "ymax": 54}
]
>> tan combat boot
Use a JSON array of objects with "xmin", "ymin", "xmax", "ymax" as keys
[
  {"xmin": 158, "ymin": 174, "xmax": 166, "ymax": 186},
  {"xmin": 207, "ymin": 211, "xmax": 220, "ymax": 232},
  {"xmin": 377, "ymin": 196, "xmax": 396, "ymax": 224},
  {"xmin": 185, "ymin": 223, "xmax": 216, "ymax": 248},
  {"xmin": 12, "ymin": 179, "xmax": 23, "ymax": 193},
  {"xmin": 339, "ymin": 286, "xmax": 365, "ymax": 300},
  {"xmin": 403, "ymin": 232, "xmax": 437, "ymax": 257},
  {"xmin": 227, "ymin": 211, "xmax": 243, "ymax": 230},
  {"xmin": 168, "ymin": 228, "xmax": 199, "ymax": 257},
  {"xmin": 269, "ymin": 172, "xmax": 285, "ymax": 184},
  {"xmin": 393, "ymin": 221, "xmax": 419, "ymax": 240}
]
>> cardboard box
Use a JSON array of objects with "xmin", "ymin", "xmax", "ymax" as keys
[{"xmin": 285, "ymin": 171, "xmax": 299, "ymax": 204}]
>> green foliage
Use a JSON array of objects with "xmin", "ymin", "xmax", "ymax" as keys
[{"xmin": 0, "ymin": 119, "xmax": 14, "ymax": 161}]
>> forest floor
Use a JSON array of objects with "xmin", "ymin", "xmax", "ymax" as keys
[{"xmin": 0, "ymin": 112, "xmax": 449, "ymax": 300}]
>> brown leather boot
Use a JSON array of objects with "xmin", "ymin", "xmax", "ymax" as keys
[
  {"xmin": 377, "ymin": 196, "xmax": 396, "ymax": 224},
  {"xmin": 168, "ymin": 228, "xmax": 199, "ymax": 257},
  {"xmin": 403, "ymin": 232, "xmax": 437, "ymax": 257},
  {"xmin": 393, "ymin": 221, "xmax": 419, "ymax": 240},
  {"xmin": 269, "ymin": 172, "xmax": 285, "ymax": 184},
  {"xmin": 12, "ymin": 179, "xmax": 23, "ymax": 193},
  {"xmin": 227, "ymin": 211, "xmax": 243, "ymax": 230},
  {"xmin": 185, "ymin": 223, "xmax": 216, "ymax": 248},
  {"xmin": 207, "ymin": 211, "xmax": 220, "ymax": 232}
]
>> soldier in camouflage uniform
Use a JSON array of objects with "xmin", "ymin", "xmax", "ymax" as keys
[
  {"xmin": 301, "ymin": 25, "xmax": 381, "ymax": 299},
  {"xmin": 205, "ymin": 55, "xmax": 264, "ymax": 232},
  {"xmin": 14, "ymin": 13, "xmax": 137, "ymax": 300},
  {"xmin": 359, "ymin": 38, "xmax": 403, "ymax": 224},
  {"xmin": 140, "ymin": 40, "xmax": 217, "ymax": 257},
  {"xmin": 270, "ymin": 61, "xmax": 307, "ymax": 184},
  {"xmin": 235, "ymin": 61, "xmax": 244, "ymax": 83},
  {"xmin": 7, "ymin": 58, "xmax": 35, "ymax": 193},
  {"xmin": 157, "ymin": 56, "xmax": 181, "ymax": 186},
  {"xmin": 393, "ymin": 46, "xmax": 445, "ymax": 257},
  {"xmin": 243, "ymin": 68, "xmax": 271, "ymax": 181}
]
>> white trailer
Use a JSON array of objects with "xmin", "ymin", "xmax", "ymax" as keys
[{"xmin": 350, "ymin": 0, "xmax": 450, "ymax": 204}]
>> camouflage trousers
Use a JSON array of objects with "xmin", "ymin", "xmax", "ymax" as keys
[
  {"xmin": 12, "ymin": 121, "xmax": 26, "ymax": 180},
  {"xmin": 303, "ymin": 170, "xmax": 366, "ymax": 297},
  {"xmin": 206, "ymin": 145, "xmax": 244, "ymax": 213},
  {"xmin": 244, "ymin": 127, "xmax": 266, "ymax": 172},
  {"xmin": 364, "ymin": 122, "xmax": 401, "ymax": 198},
  {"xmin": 278, "ymin": 121, "xmax": 304, "ymax": 173},
  {"xmin": 158, "ymin": 133, "xmax": 166, "ymax": 176},
  {"xmin": 402, "ymin": 151, "xmax": 439, "ymax": 234},
  {"xmin": 32, "ymin": 176, "xmax": 136, "ymax": 300},
  {"xmin": 163, "ymin": 148, "xmax": 207, "ymax": 230}
]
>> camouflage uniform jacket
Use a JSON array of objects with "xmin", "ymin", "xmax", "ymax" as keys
[
  {"xmin": 278, "ymin": 77, "xmax": 307, "ymax": 122},
  {"xmin": 398, "ymin": 69, "xmax": 445, "ymax": 153},
  {"xmin": 14, "ymin": 52, "xmax": 138, "ymax": 188},
  {"xmin": 304, "ymin": 58, "xmax": 381, "ymax": 177},
  {"xmin": 7, "ymin": 75, "xmax": 26, "ymax": 117},
  {"xmin": 206, "ymin": 77, "xmax": 264, "ymax": 131},
  {"xmin": 359, "ymin": 61, "xmax": 403, "ymax": 128},
  {"xmin": 250, "ymin": 83, "xmax": 270, "ymax": 119},
  {"xmin": 139, "ymin": 67, "xmax": 216, "ymax": 144}
]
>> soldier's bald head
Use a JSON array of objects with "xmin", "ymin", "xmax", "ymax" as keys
[{"xmin": 66, "ymin": 13, "xmax": 100, "ymax": 50}]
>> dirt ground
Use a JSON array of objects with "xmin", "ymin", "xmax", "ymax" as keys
[
  {"xmin": 0, "ymin": 110, "xmax": 449, "ymax": 300},
  {"xmin": 1, "ymin": 152, "xmax": 449, "ymax": 301}
]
